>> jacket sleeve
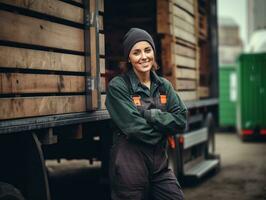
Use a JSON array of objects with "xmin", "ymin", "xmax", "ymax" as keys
[
  {"xmin": 144, "ymin": 78, "xmax": 188, "ymax": 136},
  {"xmin": 105, "ymin": 76, "xmax": 163, "ymax": 145}
]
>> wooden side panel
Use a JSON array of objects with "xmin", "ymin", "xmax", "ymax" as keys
[
  {"xmin": 100, "ymin": 76, "xmax": 106, "ymax": 93},
  {"xmin": 198, "ymin": 86, "xmax": 209, "ymax": 98},
  {"xmin": 175, "ymin": 44, "xmax": 196, "ymax": 58},
  {"xmin": 172, "ymin": 26, "xmax": 196, "ymax": 44},
  {"xmin": 100, "ymin": 58, "xmax": 106, "ymax": 74},
  {"xmin": 172, "ymin": 16, "xmax": 195, "ymax": 34},
  {"xmin": 172, "ymin": 0, "xmax": 195, "ymax": 15},
  {"xmin": 0, "ymin": 0, "xmax": 83, "ymax": 23},
  {"xmin": 101, "ymin": 94, "xmax": 106, "ymax": 110},
  {"xmin": 0, "ymin": 11, "xmax": 84, "ymax": 52},
  {"xmin": 99, "ymin": 15, "xmax": 104, "ymax": 31},
  {"xmin": 172, "ymin": 5, "xmax": 194, "ymax": 25},
  {"xmin": 175, "ymin": 55, "xmax": 196, "ymax": 68},
  {"xmin": 177, "ymin": 79, "xmax": 196, "ymax": 90},
  {"xmin": 176, "ymin": 68, "xmax": 197, "ymax": 79},
  {"xmin": 99, "ymin": 33, "xmax": 105, "ymax": 56},
  {"xmin": 0, "ymin": 73, "xmax": 85, "ymax": 94},
  {"xmin": 0, "ymin": 46, "xmax": 84, "ymax": 72},
  {"xmin": 98, "ymin": 0, "xmax": 104, "ymax": 12},
  {"xmin": 0, "ymin": 96, "xmax": 86, "ymax": 120},
  {"xmin": 178, "ymin": 91, "xmax": 197, "ymax": 101},
  {"xmin": 157, "ymin": 0, "xmax": 171, "ymax": 33}
]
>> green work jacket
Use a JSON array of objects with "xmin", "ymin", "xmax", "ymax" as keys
[{"xmin": 105, "ymin": 69, "xmax": 188, "ymax": 145}]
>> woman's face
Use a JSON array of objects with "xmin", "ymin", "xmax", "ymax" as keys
[{"xmin": 128, "ymin": 41, "xmax": 154, "ymax": 74}]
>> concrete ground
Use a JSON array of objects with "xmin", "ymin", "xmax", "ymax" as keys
[
  {"xmin": 47, "ymin": 132, "xmax": 266, "ymax": 200},
  {"xmin": 182, "ymin": 132, "xmax": 266, "ymax": 200}
]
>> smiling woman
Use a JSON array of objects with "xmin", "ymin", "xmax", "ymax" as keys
[{"xmin": 105, "ymin": 28, "xmax": 187, "ymax": 200}]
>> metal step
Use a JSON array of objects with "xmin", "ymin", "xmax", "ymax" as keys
[{"xmin": 184, "ymin": 159, "xmax": 220, "ymax": 178}]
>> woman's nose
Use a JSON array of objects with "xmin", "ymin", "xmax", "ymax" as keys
[{"xmin": 141, "ymin": 52, "xmax": 147, "ymax": 59}]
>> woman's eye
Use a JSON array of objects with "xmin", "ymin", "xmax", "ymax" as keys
[
  {"xmin": 145, "ymin": 49, "xmax": 151, "ymax": 53},
  {"xmin": 133, "ymin": 51, "xmax": 140, "ymax": 56}
]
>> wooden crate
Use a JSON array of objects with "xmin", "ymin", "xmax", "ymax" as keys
[
  {"xmin": 160, "ymin": 34, "xmax": 199, "ymax": 101},
  {"xmin": 0, "ymin": 0, "xmax": 105, "ymax": 120},
  {"xmin": 157, "ymin": 0, "xmax": 197, "ymax": 45}
]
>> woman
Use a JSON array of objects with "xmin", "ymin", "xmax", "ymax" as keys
[{"xmin": 105, "ymin": 28, "xmax": 187, "ymax": 200}]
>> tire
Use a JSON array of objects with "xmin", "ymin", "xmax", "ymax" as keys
[
  {"xmin": 0, "ymin": 182, "xmax": 25, "ymax": 200},
  {"xmin": 204, "ymin": 113, "xmax": 215, "ymax": 156}
]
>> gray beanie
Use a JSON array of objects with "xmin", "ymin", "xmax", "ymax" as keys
[{"xmin": 122, "ymin": 28, "xmax": 156, "ymax": 59}]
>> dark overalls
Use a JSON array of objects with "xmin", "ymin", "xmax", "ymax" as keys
[{"xmin": 106, "ymin": 70, "xmax": 186, "ymax": 200}]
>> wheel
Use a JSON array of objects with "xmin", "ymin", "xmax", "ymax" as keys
[
  {"xmin": 0, "ymin": 182, "xmax": 25, "ymax": 200},
  {"xmin": 204, "ymin": 113, "xmax": 215, "ymax": 156}
]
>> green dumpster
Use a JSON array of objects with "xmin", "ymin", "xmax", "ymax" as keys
[
  {"xmin": 219, "ymin": 65, "xmax": 237, "ymax": 127},
  {"xmin": 237, "ymin": 53, "xmax": 266, "ymax": 139}
]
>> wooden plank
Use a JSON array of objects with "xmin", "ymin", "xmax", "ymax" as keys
[
  {"xmin": 178, "ymin": 91, "xmax": 197, "ymax": 101},
  {"xmin": 100, "ymin": 58, "xmax": 106, "ymax": 74},
  {"xmin": 99, "ymin": 15, "xmax": 104, "ymax": 31},
  {"xmin": 177, "ymin": 79, "xmax": 196, "ymax": 90},
  {"xmin": 198, "ymin": 86, "xmax": 209, "ymax": 98},
  {"xmin": 0, "ymin": 0, "xmax": 83, "ymax": 23},
  {"xmin": 0, "ymin": 96, "xmax": 86, "ymax": 120},
  {"xmin": 172, "ymin": 4, "xmax": 194, "ymax": 25},
  {"xmin": 99, "ymin": 33, "xmax": 105, "ymax": 55},
  {"xmin": 157, "ymin": 0, "xmax": 171, "ymax": 34},
  {"xmin": 175, "ymin": 55, "xmax": 196, "ymax": 68},
  {"xmin": 175, "ymin": 43, "xmax": 196, "ymax": 58},
  {"xmin": 0, "ymin": 46, "xmax": 84, "ymax": 72},
  {"xmin": 100, "ymin": 76, "xmax": 106, "ymax": 93},
  {"xmin": 0, "ymin": 73, "xmax": 85, "ymax": 94},
  {"xmin": 161, "ymin": 35, "xmax": 175, "ymax": 75},
  {"xmin": 176, "ymin": 67, "xmax": 197, "ymax": 79},
  {"xmin": 0, "ymin": 10, "xmax": 84, "ymax": 52},
  {"xmin": 172, "ymin": 26, "xmax": 196, "ymax": 44},
  {"xmin": 98, "ymin": 0, "xmax": 104, "ymax": 12},
  {"xmin": 172, "ymin": 0, "xmax": 194, "ymax": 15},
  {"xmin": 172, "ymin": 15, "xmax": 195, "ymax": 34},
  {"xmin": 101, "ymin": 94, "xmax": 106, "ymax": 109},
  {"xmin": 185, "ymin": 0, "xmax": 194, "ymax": 4}
]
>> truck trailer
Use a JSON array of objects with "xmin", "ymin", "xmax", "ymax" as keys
[{"xmin": 0, "ymin": 0, "xmax": 220, "ymax": 199}]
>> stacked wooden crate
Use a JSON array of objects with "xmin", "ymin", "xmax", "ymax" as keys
[
  {"xmin": 0, "ymin": 0, "xmax": 105, "ymax": 120},
  {"xmin": 157, "ymin": 0, "xmax": 199, "ymax": 101},
  {"xmin": 198, "ymin": 0, "xmax": 210, "ymax": 98}
]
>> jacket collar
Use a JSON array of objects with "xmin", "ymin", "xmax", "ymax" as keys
[{"xmin": 127, "ymin": 69, "xmax": 163, "ymax": 93}]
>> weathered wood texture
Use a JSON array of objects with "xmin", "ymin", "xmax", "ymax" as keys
[
  {"xmin": 178, "ymin": 91, "xmax": 197, "ymax": 101},
  {"xmin": 198, "ymin": 86, "xmax": 209, "ymax": 98},
  {"xmin": 157, "ymin": 0, "xmax": 196, "ymax": 44},
  {"xmin": 0, "ymin": 46, "xmax": 85, "ymax": 72},
  {"xmin": 0, "ymin": 0, "xmax": 106, "ymax": 119},
  {"xmin": 0, "ymin": 73, "xmax": 85, "ymax": 94},
  {"xmin": 0, "ymin": 96, "xmax": 86, "ymax": 120},
  {"xmin": 0, "ymin": 11, "xmax": 84, "ymax": 51},
  {"xmin": 160, "ymin": 35, "xmax": 198, "ymax": 98},
  {"xmin": 158, "ymin": 0, "xmax": 200, "ymax": 100},
  {"xmin": 0, "ymin": 0, "xmax": 84, "ymax": 23}
]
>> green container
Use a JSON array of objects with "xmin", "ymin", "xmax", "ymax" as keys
[
  {"xmin": 219, "ymin": 65, "xmax": 237, "ymax": 127},
  {"xmin": 237, "ymin": 53, "xmax": 266, "ymax": 136}
]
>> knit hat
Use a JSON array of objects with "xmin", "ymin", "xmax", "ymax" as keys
[{"xmin": 122, "ymin": 28, "xmax": 156, "ymax": 59}]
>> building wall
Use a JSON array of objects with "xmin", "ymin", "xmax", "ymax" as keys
[{"xmin": 247, "ymin": 0, "xmax": 266, "ymax": 41}]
